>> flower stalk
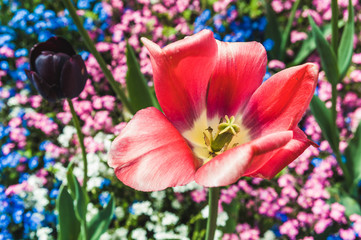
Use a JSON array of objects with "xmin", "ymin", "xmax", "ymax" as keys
[
  {"xmin": 205, "ymin": 187, "xmax": 220, "ymax": 240},
  {"xmin": 67, "ymin": 98, "xmax": 88, "ymax": 192},
  {"xmin": 62, "ymin": 0, "xmax": 135, "ymax": 114}
]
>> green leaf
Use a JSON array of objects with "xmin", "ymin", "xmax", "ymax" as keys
[
  {"xmin": 340, "ymin": 193, "xmax": 361, "ymax": 216},
  {"xmin": 344, "ymin": 122, "xmax": 361, "ymax": 186},
  {"xmin": 56, "ymin": 186, "xmax": 81, "ymax": 240},
  {"xmin": 66, "ymin": 162, "xmax": 76, "ymax": 200},
  {"xmin": 308, "ymin": 16, "xmax": 339, "ymax": 86},
  {"xmin": 67, "ymin": 169, "xmax": 87, "ymax": 222},
  {"xmin": 291, "ymin": 24, "xmax": 332, "ymax": 66},
  {"xmin": 125, "ymin": 42, "xmax": 160, "ymax": 112},
  {"xmin": 74, "ymin": 175, "xmax": 87, "ymax": 222},
  {"xmin": 87, "ymin": 195, "xmax": 115, "ymax": 240},
  {"xmin": 264, "ymin": 1, "xmax": 281, "ymax": 60},
  {"xmin": 338, "ymin": 0, "xmax": 354, "ymax": 80},
  {"xmin": 310, "ymin": 96, "xmax": 339, "ymax": 153}
]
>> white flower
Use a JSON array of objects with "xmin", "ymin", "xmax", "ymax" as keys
[
  {"xmin": 99, "ymin": 232, "xmax": 112, "ymax": 240},
  {"xmin": 175, "ymin": 225, "xmax": 189, "ymax": 237},
  {"xmin": 216, "ymin": 211, "xmax": 229, "ymax": 227},
  {"xmin": 150, "ymin": 190, "xmax": 166, "ymax": 200},
  {"xmin": 154, "ymin": 232, "xmax": 190, "ymax": 240},
  {"xmin": 36, "ymin": 227, "xmax": 53, "ymax": 240},
  {"xmin": 86, "ymin": 202, "xmax": 99, "ymax": 222},
  {"xmin": 131, "ymin": 228, "xmax": 147, "ymax": 240},
  {"xmin": 260, "ymin": 230, "xmax": 276, "ymax": 240},
  {"xmin": 87, "ymin": 176, "xmax": 103, "ymax": 191},
  {"xmin": 115, "ymin": 206, "xmax": 125, "ymax": 219},
  {"xmin": 53, "ymin": 162, "xmax": 67, "ymax": 183},
  {"xmin": 201, "ymin": 206, "xmax": 229, "ymax": 227},
  {"xmin": 114, "ymin": 228, "xmax": 128, "ymax": 238},
  {"xmin": 162, "ymin": 212, "xmax": 179, "ymax": 226},
  {"xmin": 131, "ymin": 201, "xmax": 153, "ymax": 216},
  {"xmin": 58, "ymin": 126, "xmax": 76, "ymax": 147},
  {"xmin": 7, "ymin": 96, "xmax": 18, "ymax": 106},
  {"xmin": 173, "ymin": 181, "xmax": 203, "ymax": 193},
  {"xmin": 32, "ymin": 188, "xmax": 49, "ymax": 211}
]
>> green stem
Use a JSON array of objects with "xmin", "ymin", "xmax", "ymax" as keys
[
  {"xmin": 330, "ymin": 0, "xmax": 351, "ymax": 183},
  {"xmin": 62, "ymin": 0, "xmax": 135, "ymax": 114},
  {"xmin": 331, "ymin": 84, "xmax": 352, "ymax": 184},
  {"xmin": 205, "ymin": 187, "xmax": 220, "ymax": 240},
  {"xmin": 67, "ymin": 99, "xmax": 88, "ymax": 192},
  {"xmin": 331, "ymin": 0, "xmax": 339, "ymax": 56}
]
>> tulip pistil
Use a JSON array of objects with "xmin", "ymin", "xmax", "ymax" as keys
[{"xmin": 204, "ymin": 115, "xmax": 241, "ymax": 153}]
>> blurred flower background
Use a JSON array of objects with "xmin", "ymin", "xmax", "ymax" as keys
[{"xmin": 1, "ymin": 0, "xmax": 361, "ymax": 239}]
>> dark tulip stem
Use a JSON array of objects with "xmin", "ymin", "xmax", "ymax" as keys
[
  {"xmin": 67, "ymin": 98, "xmax": 88, "ymax": 192},
  {"xmin": 62, "ymin": 0, "xmax": 135, "ymax": 114},
  {"xmin": 205, "ymin": 187, "xmax": 220, "ymax": 240}
]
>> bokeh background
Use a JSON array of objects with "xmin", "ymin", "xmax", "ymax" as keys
[{"xmin": 1, "ymin": 0, "xmax": 361, "ymax": 239}]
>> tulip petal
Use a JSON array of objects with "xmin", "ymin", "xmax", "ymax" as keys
[
  {"xmin": 34, "ymin": 52, "xmax": 70, "ymax": 87},
  {"xmin": 207, "ymin": 41, "xmax": 267, "ymax": 119},
  {"xmin": 243, "ymin": 128, "xmax": 313, "ymax": 178},
  {"xmin": 195, "ymin": 131, "xmax": 292, "ymax": 187},
  {"xmin": 243, "ymin": 63, "xmax": 318, "ymax": 136},
  {"xmin": 29, "ymin": 37, "xmax": 76, "ymax": 71},
  {"xmin": 141, "ymin": 30, "xmax": 217, "ymax": 131},
  {"xmin": 60, "ymin": 55, "xmax": 88, "ymax": 99},
  {"xmin": 25, "ymin": 70, "xmax": 59, "ymax": 102},
  {"xmin": 108, "ymin": 107, "xmax": 198, "ymax": 191}
]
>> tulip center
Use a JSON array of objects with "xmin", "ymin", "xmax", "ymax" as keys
[
  {"xmin": 204, "ymin": 115, "xmax": 240, "ymax": 153},
  {"xmin": 182, "ymin": 112, "xmax": 250, "ymax": 165}
]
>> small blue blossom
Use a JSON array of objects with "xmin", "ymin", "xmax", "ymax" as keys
[
  {"xmin": 263, "ymin": 39, "xmax": 274, "ymax": 51},
  {"xmin": 99, "ymin": 192, "xmax": 111, "ymax": 207},
  {"xmin": 28, "ymin": 156, "xmax": 39, "ymax": 170}
]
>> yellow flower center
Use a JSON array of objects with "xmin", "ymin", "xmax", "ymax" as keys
[{"xmin": 182, "ymin": 111, "xmax": 250, "ymax": 165}]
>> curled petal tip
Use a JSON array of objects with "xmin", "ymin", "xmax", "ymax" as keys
[{"xmin": 141, "ymin": 37, "xmax": 162, "ymax": 57}]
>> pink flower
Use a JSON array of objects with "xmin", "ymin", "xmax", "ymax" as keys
[
  {"xmin": 339, "ymin": 228, "xmax": 355, "ymax": 240},
  {"xmin": 108, "ymin": 30, "xmax": 319, "ymax": 191}
]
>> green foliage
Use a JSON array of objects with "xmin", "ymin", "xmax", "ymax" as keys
[
  {"xmin": 125, "ymin": 42, "xmax": 160, "ymax": 112},
  {"xmin": 56, "ymin": 186, "xmax": 81, "ymax": 240},
  {"xmin": 344, "ymin": 122, "xmax": 361, "ymax": 194},
  {"xmin": 87, "ymin": 196, "xmax": 115, "ymax": 240},
  {"xmin": 309, "ymin": 96, "xmax": 339, "ymax": 156},
  {"xmin": 291, "ymin": 24, "xmax": 332, "ymax": 66},
  {"xmin": 66, "ymin": 164, "xmax": 88, "ymax": 222},
  {"xmin": 309, "ymin": 16, "xmax": 339, "ymax": 86},
  {"xmin": 338, "ymin": 0, "xmax": 355, "ymax": 81}
]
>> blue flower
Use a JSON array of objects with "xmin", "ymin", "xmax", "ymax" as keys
[
  {"xmin": 263, "ymin": 39, "xmax": 274, "ymax": 51},
  {"xmin": 99, "ymin": 192, "xmax": 111, "ymax": 207},
  {"xmin": 311, "ymin": 158, "xmax": 323, "ymax": 167},
  {"xmin": 28, "ymin": 156, "xmax": 39, "ymax": 170}
]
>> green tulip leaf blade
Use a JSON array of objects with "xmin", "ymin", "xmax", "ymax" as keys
[
  {"xmin": 338, "ymin": 0, "xmax": 355, "ymax": 80},
  {"xmin": 87, "ymin": 195, "xmax": 115, "ymax": 240},
  {"xmin": 309, "ymin": 95, "xmax": 339, "ymax": 153},
  {"xmin": 308, "ymin": 16, "xmax": 339, "ymax": 86},
  {"xmin": 125, "ymin": 42, "xmax": 160, "ymax": 111},
  {"xmin": 56, "ymin": 186, "xmax": 81, "ymax": 240},
  {"xmin": 344, "ymin": 121, "xmax": 361, "ymax": 186},
  {"xmin": 67, "ymin": 169, "xmax": 87, "ymax": 222},
  {"xmin": 291, "ymin": 24, "xmax": 331, "ymax": 66}
]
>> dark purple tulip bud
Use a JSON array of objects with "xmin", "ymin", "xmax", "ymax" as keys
[{"xmin": 25, "ymin": 37, "xmax": 88, "ymax": 102}]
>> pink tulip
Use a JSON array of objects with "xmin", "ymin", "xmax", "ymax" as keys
[{"xmin": 108, "ymin": 30, "xmax": 319, "ymax": 191}]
